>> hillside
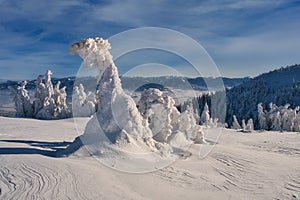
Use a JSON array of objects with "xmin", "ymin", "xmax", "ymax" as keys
[
  {"xmin": 184, "ymin": 64, "xmax": 300, "ymax": 129},
  {"xmin": 226, "ymin": 64, "xmax": 300, "ymax": 127}
]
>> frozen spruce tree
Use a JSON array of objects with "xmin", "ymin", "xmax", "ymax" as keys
[
  {"xmin": 69, "ymin": 37, "xmax": 160, "ymax": 152},
  {"xmin": 295, "ymin": 111, "xmax": 300, "ymax": 132},
  {"xmin": 281, "ymin": 109, "xmax": 291, "ymax": 131},
  {"xmin": 64, "ymin": 37, "xmax": 205, "ymax": 167},
  {"xmin": 138, "ymin": 88, "xmax": 178, "ymax": 143},
  {"xmin": 9, "ymin": 81, "xmax": 33, "ymax": 118},
  {"xmin": 232, "ymin": 115, "xmax": 241, "ymax": 130},
  {"xmin": 138, "ymin": 89, "xmax": 204, "ymax": 144},
  {"xmin": 33, "ymin": 75, "xmax": 46, "ymax": 116},
  {"xmin": 33, "ymin": 70, "xmax": 71, "ymax": 119},
  {"xmin": 178, "ymin": 104, "xmax": 204, "ymax": 142},
  {"xmin": 258, "ymin": 102, "xmax": 300, "ymax": 132},
  {"xmin": 200, "ymin": 102, "xmax": 210, "ymax": 126},
  {"xmin": 271, "ymin": 111, "xmax": 282, "ymax": 131},
  {"xmin": 72, "ymin": 84, "xmax": 96, "ymax": 117},
  {"xmin": 258, "ymin": 103, "xmax": 268, "ymax": 130},
  {"xmin": 290, "ymin": 107, "xmax": 298, "ymax": 132},
  {"xmin": 241, "ymin": 119, "xmax": 246, "ymax": 131},
  {"xmin": 246, "ymin": 118, "xmax": 254, "ymax": 132}
]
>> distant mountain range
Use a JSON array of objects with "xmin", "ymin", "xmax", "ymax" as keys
[
  {"xmin": 0, "ymin": 79, "xmax": 8, "ymax": 84},
  {"xmin": 1, "ymin": 64, "xmax": 299, "ymax": 124},
  {"xmin": 0, "ymin": 75, "xmax": 250, "ymax": 93}
]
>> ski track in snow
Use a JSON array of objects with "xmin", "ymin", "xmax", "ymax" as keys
[
  {"xmin": 1, "ymin": 147, "xmax": 300, "ymax": 200},
  {"xmin": 154, "ymin": 166, "xmax": 200, "ymax": 188},
  {"xmin": 0, "ymin": 117, "xmax": 300, "ymax": 199},
  {"xmin": 283, "ymin": 172, "xmax": 300, "ymax": 199},
  {"xmin": 0, "ymin": 160, "xmax": 88, "ymax": 199},
  {"xmin": 211, "ymin": 152, "xmax": 268, "ymax": 195}
]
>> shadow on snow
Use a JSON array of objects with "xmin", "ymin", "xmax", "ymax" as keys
[{"xmin": 0, "ymin": 138, "xmax": 83, "ymax": 158}]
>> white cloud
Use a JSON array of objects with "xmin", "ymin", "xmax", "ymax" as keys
[
  {"xmin": 0, "ymin": 0, "xmax": 299, "ymax": 79},
  {"xmin": 189, "ymin": 0, "xmax": 287, "ymax": 14}
]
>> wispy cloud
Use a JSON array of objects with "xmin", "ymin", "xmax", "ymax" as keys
[
  {"xmin": 189, "ymin": 0, "xmax": 286, "ymax": 14},
  {"xmin": 0, "ymin": 0, "xmax": 299, "ymax": 79}
]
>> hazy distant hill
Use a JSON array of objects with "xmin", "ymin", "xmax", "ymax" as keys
[
  {"xmin": 0, "ymin": 79, "xmax": 8, "ymax": 84},
  {"xmin": 0, "ymin": 76, "xmax": 249, "ymax": 93}
]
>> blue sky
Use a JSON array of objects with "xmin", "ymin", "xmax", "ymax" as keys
[{"xmin": 0, "ymin": 0, "xmax": 300, "ymax": 80}]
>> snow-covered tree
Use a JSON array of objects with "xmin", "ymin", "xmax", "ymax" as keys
[
  {"xmin": 232, "ymin": 115, "xmax": 241, "ymax": 130},
  {"xmin": 246, "ymin": 118, "xmax": 254, "ymax": 132},
  {"xmin": 72, "ymin": 84, "xmax": 96, "ymax": 117},
  {"xmin": 178, "ymin": 104, "xmax": 202, "ymax": 141},
  {"xmin": 137, "ymin": 88, "xmax": 173, "ymax": 143},
  {"xmin": 255, "ymin": 102, "xmax": 300, "ymax": 132},
  {"xmin": 271, "ymin": 111, "xmax": 282, "ymax": 131},
  {"xmin": 189, "ymin": 64, "xmax": 300, "ymax": 130},
  {"xmin": 9, "ymin": 81, "xmax": 33, "ymax": 118},
  {"xmin": 200, "ymin": 102, "xmax": 210, "ymax": 126},
  {"xmin": 67, "ymin": 36, "xmax": 206, "ymax": 159},
  {"xmin": 258, "ymin": 103, "xmax": 268, "ymax": 130},
  {"xmin": 70, "ymin": 37, "xmax": 158, "ymax": 150},
  {"xmin": 34, "ymin": 70, "xmax": 71, "ymax": 119},
  {"xmin": 294, "ymin": 111, "xmax": 300, "ymax": 132},
  {"xmin": 242, "ymin": 119, "xmax": 246, "ymax": 131},
  {"xmin": 137, "ymin": 88, "xmax": 204, "ymax": 144},
  {"xmin": 10, "ymin": 70, "xmax": 71, "ymax": 119},
  {"xmin": 281, "ymin": 109, "xmax": 291, "ymax": 131}
]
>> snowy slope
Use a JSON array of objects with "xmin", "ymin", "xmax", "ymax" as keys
[{"xmin": 0, "ymin": 117, "xmax": 300, "ymax": 199}]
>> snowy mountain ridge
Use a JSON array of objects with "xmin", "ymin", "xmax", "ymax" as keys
[
  {"xmin": 181, "ymin": 64, "xmax": 300, "ymax": 130},
  {"xmin": 0, "ymin": 76, "xmax": 249, "ymax": 92},
  {"xmin": 226, "ymin": 64, "xmax": 300, "ymax": 126}
]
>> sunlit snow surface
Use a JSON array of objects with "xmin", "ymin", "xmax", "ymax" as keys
[{"xmin": 0, "ymin": 117, "xmax": 300, "ymax": 199}]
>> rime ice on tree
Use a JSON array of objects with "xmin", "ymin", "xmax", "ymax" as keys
[
  {"xmin": 69, "ymin": 37, "xmax": 205, "ymax": 159},
  {"xmin": 34, "ymin": 70, "xmax": 71, "ymax": 119},
  {"xmin": 246, "ymin": 118, "xmax": 254, "ymax": 132},
  {"xmin": 72, "ymin": 84, "xmax": 96, "ymax": 117},
  {"xmin": 138, "ymin": 88, "xmax": 179, "ymax": 143},
  {"xmin": 232, "ymin": 115, "xmax": 241, "ymax": 130},
  {"xmin": 137, "ymin": 88, "xmax": 204, "ymax": 144},
  {"xmin": 9, "ymin": 81, "xmax": 33, "ymax": 118},
  {"xmin": 178, "ymin": 104, "xmax": 204, "ymax": 143},
  {"xmin": 257, "ymin": 102, "xmax": 300, "ymax": 132},
  {"xmin": 10, "ymin": 70, "xmax": 71, "ymax": 119},
  {"xmin": 70, "ymin": 37, "xmax": 159, "ymax": 151},
  {"xmin": 241, "ymin": 119, "xmax": 246, "ymax": 131},
  {"xmin": 200, "ymin": 102, "xmax": 210, "ymax": 126},
  {"xmin": 258, "ymin": 103, "xmax": 268, "ymax": 130},
  {"xmin": 33, "ymin": 75, "xmax": 46, "ymax": 116}
]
